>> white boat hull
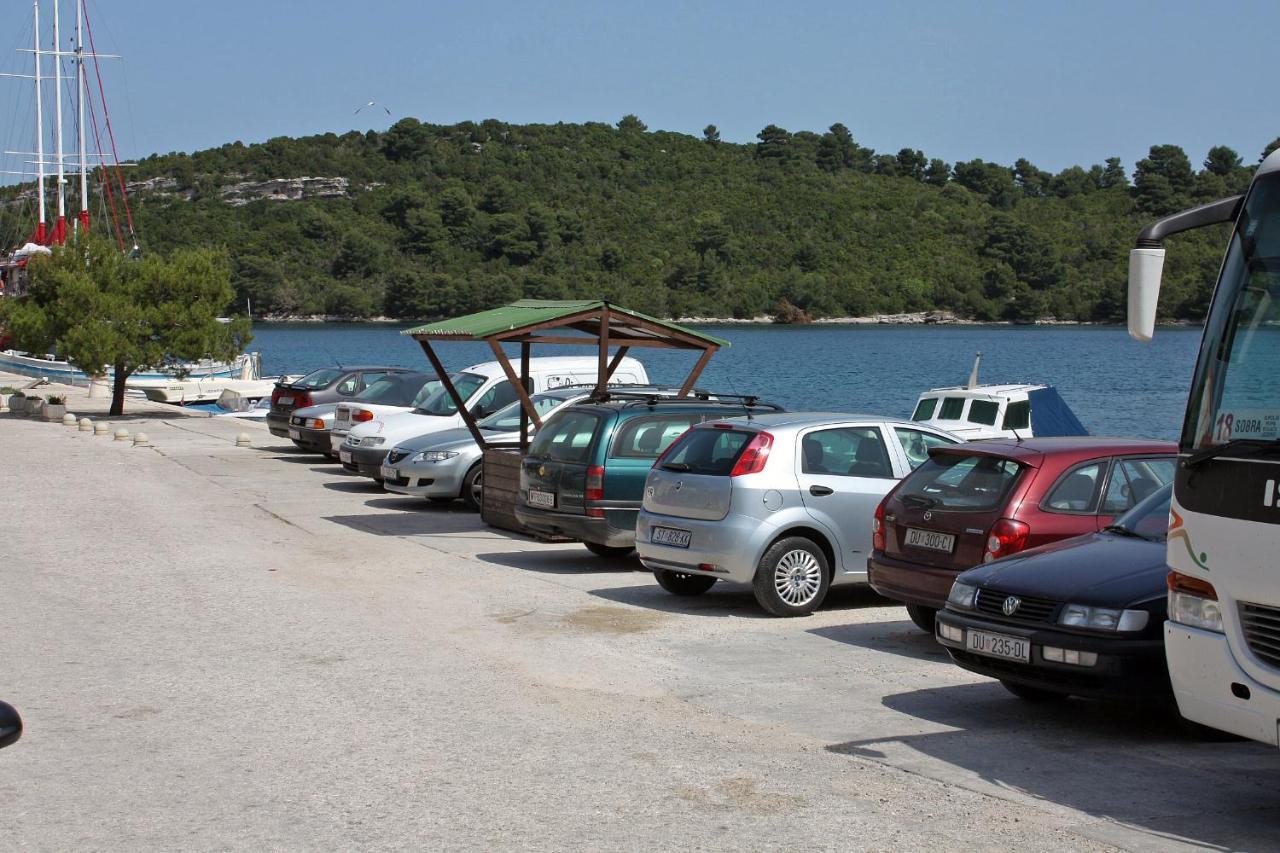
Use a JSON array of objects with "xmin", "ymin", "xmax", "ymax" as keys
[{"xmin": 0, "ymin": 350, "xmax": 260, "ymax": 391}]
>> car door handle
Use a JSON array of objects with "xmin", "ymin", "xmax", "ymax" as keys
[{"xmin": 809, "ymin": 485, "xmax": 834, "ymax": 496}]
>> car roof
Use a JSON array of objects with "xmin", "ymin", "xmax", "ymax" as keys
[
  {"xmin": 703, "ymin": 412, "xmax": 935, "ymax": 430},
  {"xmin": 458, "ymin": 355, "xmax": 645, "ymax": 378},
  {"xmin": 935, "ymin": 435, "xmax": 1175, "ymax": 462}
]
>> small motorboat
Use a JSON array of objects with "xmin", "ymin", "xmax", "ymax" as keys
[{"xmin": 909, "ymin": 353, "xmax": 1088, "ymax": 440}]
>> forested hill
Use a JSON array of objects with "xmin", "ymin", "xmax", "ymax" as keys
[{"xmin": 118, "ymin": 117, "xmax": 1275, "ymax": 322}]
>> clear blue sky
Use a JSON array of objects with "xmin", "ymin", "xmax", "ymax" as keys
[{"xmin": 7, "ymin": 0, "xmax": 1279, "ymax": 174}]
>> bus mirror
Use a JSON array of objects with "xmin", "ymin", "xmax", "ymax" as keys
[{"xmin": 1128, "ymin": 247, "xmax": 1165, "ymax": 343}]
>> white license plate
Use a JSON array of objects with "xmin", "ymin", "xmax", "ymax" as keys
[
  {"xmin": 527, "ymin": 489, "xmax": 556, "ymax": 509},
  {"xmin": 381, "ymin": 465, "xmax": 398, "ymax": 480},
  {"xmin": 966, "ymin": 629, "xmax": 1030, "ymax": 663},
  {"xmin": 288, "ymin": 428, "xmax": 301, "ymax": 440},
  {"xmin": 651, "ymin": 526, "xmax": 691, "ymax": 548},
  {"xmin": 905, "ymin": 528, "xmax": 955, "ymax": 552},
  {"xmin": 278, "ymin": 396, "xmax": 293, "ymax": 406},
  {"xmin": 339, "ymin": 450, "xmax": 352, "ymax": 463}
]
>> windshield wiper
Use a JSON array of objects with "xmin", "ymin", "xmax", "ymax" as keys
[
  {"xmin": 661, "ymin": 462, "xmax": 690, "ymax": 472},
  {"xmin": 1184, "ymin": 438, "xmax": 1280, "ymax": 469},
  {"xmin": 1102, "ymin": 524, "xmax": 1143, "ymax": 539},
  {"xmin": 901, "ymin": 493, "xmax": 938, "ymax": 510}
]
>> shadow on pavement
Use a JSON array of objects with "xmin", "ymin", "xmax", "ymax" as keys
[
  {"xmin": 322, "ymin": 479, "xmax": 385, "ymax": 494},
  {"xmin": 589, "ymin": 581, "xmax": 897, "ymax": 620},
  {"xmin": 808, "ymin": 619, "xmax": 950, "ymax": 664},
  {"xmin": 474, "ymin": 549, "xmax": 640, "ymax": 575},
  {"xmin": 323, "ymin": 511, "xmax": 486, "ymax": 537},
  {"xmin": 827, "ymin": 681, "xmax": 1280, "ymax": 850}
]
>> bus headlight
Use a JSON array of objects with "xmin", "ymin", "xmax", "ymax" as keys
[{"xmin": 1167, "ymin": 571, "xmax": 1223, "ymax": 633}]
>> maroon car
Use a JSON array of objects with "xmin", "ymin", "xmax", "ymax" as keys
[{"xmin": 868, "ymin": 437, "xmax": 1175, "ymax": 632}]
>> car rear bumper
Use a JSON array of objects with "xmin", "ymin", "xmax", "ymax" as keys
[
  {"xmin": 935, "ymin": 609, "xmax": 1170, "ymax": 701},
  {"xmin": 634, "ymin": 511, "xmax": 766, "ymax": 585},
  {"xmin": 868, "ymin": 551, "xmax": 961, "ymax": 609},
  {"xmin": 1166, "ymin": 621, "xmax": 1280, "ymax": 745},
  {"xmin": 514, "ymin": 504, "xmax": 634, "ymax": 548},
  {"xmin": 266, "ymin": 411, "xmax": 291, "ymax": 437}
]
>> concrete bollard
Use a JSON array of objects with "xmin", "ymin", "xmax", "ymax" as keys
[
  {"xmin": 62, "ymin": 413, "xmax": 77, "ymax": 426},
  {"xmin": 93, "ymin": 422, "xmax": 109, "ymax": 436},
  {"xmin": 79, "ymin": 417, "xmax": 94, "ymax": 432},
  {"xmin": 235, "ymin": 432, "xmax": 252, "ymax": 448},
  {"xmin": 132, "ymin": 432, "xmax": 150, "ymax": 447},
  {"xmin": 114, "ymin": 427, "xmax": 130, "ymax": 442}
]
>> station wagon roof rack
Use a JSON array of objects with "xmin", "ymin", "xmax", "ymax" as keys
[{"xmin": 586, "ymin": 389, "xmax": 784, "ymax": 414}]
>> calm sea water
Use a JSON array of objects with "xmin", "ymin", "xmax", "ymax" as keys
[{"xmin": 247, "ymin": 322, "xmax": 1203, "ymax": 441}]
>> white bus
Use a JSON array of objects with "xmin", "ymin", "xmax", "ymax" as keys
[{"xmin": 1129, "ymin": 149, "xmax": 1280, "ymax": 744}]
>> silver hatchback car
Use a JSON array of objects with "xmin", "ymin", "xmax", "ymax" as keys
[{"xmin": 636, "ymin": 413, "xmax": 959, "ymax": 616}]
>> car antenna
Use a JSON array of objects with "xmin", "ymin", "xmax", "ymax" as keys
[
  {"xmin": 1009, "ymin": 424, "xmax": 1025, "ymax": 443},
  {"xmin": 326, "ymin": 349, "xmax": 345, "ymax": 370}
]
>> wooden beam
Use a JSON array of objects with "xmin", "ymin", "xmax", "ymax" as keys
[
  {"xmin": 490, "ymin": 307, "xmax": 606, "ymax": 342},
  {"xmin": 519, "ymin": 341, "xmax": 531, "ymax": 452},
  {"xmin": 418, "ymin": 339, "xmax": 488, "ymax": 449},
  {"xmin": 679, "ymin": 346, "xmax": 717, "ymax": 397},
  {"xmin": 488, "ymin": 338, "xmax": 542, "ymax": 432},
  {"xmin": 605, "ymin": 345, "xmax": 631, "ymax": 381},
  {"xmin": 596, "ymin": 306, "xmax": 610, "ymax": 396},
  {"xmin": 501, "ymin": 334, "xmax": 681, "ymax": 349}
]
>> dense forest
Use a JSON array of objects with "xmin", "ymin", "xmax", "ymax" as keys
[{"xmin": 103, "ymin": 118, "xmax": 1280, "ymax": 322}]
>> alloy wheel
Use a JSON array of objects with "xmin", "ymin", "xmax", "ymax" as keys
[{"xmin": 774, "ymin": 549, "xmax": 822, "ymax": 606}]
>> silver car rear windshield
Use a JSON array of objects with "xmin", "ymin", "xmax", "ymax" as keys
[
  {"xmin": 898, "ymin": 453, "xmax": 1023, "ymax": 511},
  {"xmin": 658, "ymin": 427, "xmax": 753, "ymax": 475},
  {"xmin": 293, "ymin": 368, "xmax": 344, "ymax": 390}
]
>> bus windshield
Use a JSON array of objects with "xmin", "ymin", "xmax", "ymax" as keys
[{"xmin": 1184, "ymin": 172, "xmax": 1280, "ymax": 450}]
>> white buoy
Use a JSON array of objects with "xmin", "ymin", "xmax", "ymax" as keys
[
  {"xmin": 114, "ymin": 427, "xmax": 130, "ymax": 442},
  {"xmin": 62, "ymin": 413, "xmax": 77, "ymax": 426},
  {"xmin": 235, "ymin": 432, "xmax": 252, "ymax": 448},
  {"xmin": 93, "ymin": 422, "xmax": 109, "ymax": 436},
  {"xmin": 79, "ymin": 417, "xmax": 93, "ymax": 432},
  {"xmin": 133, "ymin": 432, "xmax": 150, "ymax": 447}
]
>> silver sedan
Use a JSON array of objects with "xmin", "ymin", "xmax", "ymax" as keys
[{"xmin": 636, "ymin": 413, "xmax": 959, "ymax": 616}]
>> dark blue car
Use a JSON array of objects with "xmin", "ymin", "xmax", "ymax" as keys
[{"xmin": 935, "ymin": 484, "xmax": 1172, "ymax": 703}]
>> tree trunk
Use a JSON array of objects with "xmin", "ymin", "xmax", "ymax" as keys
[{"xmin": 110, "ymin": 363, "xmax": 130, "ymax": 416}]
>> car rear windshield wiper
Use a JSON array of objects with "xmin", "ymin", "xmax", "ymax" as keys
[
  {"xmin": 1102, "ymin": 524, "xmax": 1143, "ymax": 538},
  {"xmin": 660, "ymin": 462, "xmax": 691, "ymax": 472},
  {"xmin": 1183, "ymin": 438, "xmax": 1280, "ymax": 469},
  {"xmin": 901, "ymin": 493, "xmax": 938, "ymax": 510}
]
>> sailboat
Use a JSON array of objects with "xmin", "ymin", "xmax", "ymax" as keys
[{"xmin": 0, "ymin": 0, "xmax": 260, "ymax": 396}]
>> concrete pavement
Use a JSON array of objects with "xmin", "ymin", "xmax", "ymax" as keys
[{"xmin": 1, "ymin": 410, "xmax": 1277, "ymax": 850}]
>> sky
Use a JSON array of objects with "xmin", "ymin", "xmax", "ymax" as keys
[{"xmin": 2, "ymin": 0, "xmax": 1277, "ymax": 176}]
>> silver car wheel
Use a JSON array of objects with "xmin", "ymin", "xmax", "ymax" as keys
[{"xmin": 774, "ymin": 549, "xmax": 822, "ymax": 606}]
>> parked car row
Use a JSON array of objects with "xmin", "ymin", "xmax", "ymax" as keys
[{"xmin": 272, "ymin": 359, "xmax": 1189, "ymax": 719}]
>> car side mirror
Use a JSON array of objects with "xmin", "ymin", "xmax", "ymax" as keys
[{"xmin": 0, "ymin": 700, "xmax": 22, "ymax": 750}]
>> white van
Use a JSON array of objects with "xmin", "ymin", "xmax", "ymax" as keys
[{"xmin": 336, "ymin": 356, "xmax": 649, "ymax": 479}]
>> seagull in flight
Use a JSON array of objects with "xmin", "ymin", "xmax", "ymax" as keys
[{"xmin": 355, "ymin": 100, "xmax": 392, "ymax": 116}]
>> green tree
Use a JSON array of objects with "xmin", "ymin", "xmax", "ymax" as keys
[
  {"xmin": 953, "ymin": 160, "xmax": 1018, "ymax": 209},
  {"xmin": 896, "ymin": 148, "xmax": 927, "ymax": 181},
  {"xmin": 1204, "ymin": 145, "xmax": 1242, "ymax": 176},
  {"xmin": 1014, "ymin": 158, "xmax": 1051, "ymax": 196},
  {"xmin": 923, "ymin": 158, "xmax": 950, "ymax": 186},
  {"xmin": 1100, "ymin": 157, "xmax": 1128, "ymax": 189},
  {"xmin": 702, "ymin": 124, "xmax": 720, "ymax": 146},
  {"xmin": 617, "ymin": 114, "xmax": 647, "ymax": 133},
  {"xmin": 1261, "ymin": 137, "xmax": 1280, "ymax": 162},
  {"xmin": 0, "ymin": 239, "xmax": 250, "ymax": 415},
  {"xmin": 1133, "ymin": 144, "xmax": 1194, "ymax": 215},
  {"xmin": 816, "ymin": 123, "xmax": 857, "ymax": 172},
  {"xmin": 755, "ymin": 125, "xmax": 792, "ymax": 161}
]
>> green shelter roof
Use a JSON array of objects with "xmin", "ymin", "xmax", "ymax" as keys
[{"xmin": 401, "ymin": 299, "xmax": 729, "ymax": 349}]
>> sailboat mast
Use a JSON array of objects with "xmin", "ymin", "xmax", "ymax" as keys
[
  {"xmin": 32, "ymin": 0, "xmax": 46, "ymax": 243},
  {"xmin": 52, "ymin": 0, "xmax": 66, "ymax": 244},
  {"xmin": 75, "ymin": 0, "xmax": 87, "ymax": 232}
]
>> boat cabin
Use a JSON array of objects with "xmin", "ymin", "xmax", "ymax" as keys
[{"xmin": 910, "ymin": 383, "xmax": 1087, "ymax": 440}]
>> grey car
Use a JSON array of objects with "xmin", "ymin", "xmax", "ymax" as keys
[
  {"xmin": 636, "ymin": 413, "xmax": 958, "ymax": 616},
  {"xmin": 381, "ymin": 387, "xmax": 594, "ymax": 509}
]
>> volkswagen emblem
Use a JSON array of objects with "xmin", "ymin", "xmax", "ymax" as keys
[
  {"xmin": 923, "ymin": 510, "xmax": 933, "ymax": 521},
  {"xmin": 538, "ymin": 465, "xmax": 546, "ymax": 477},
  {"xmin": 1002, "ymin": 596, "xmax": 1021, "ymax": 616}
]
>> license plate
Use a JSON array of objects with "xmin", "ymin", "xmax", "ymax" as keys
[
  {"xmin": 337, "ymin": 412, "xmax": 350, "ymax": 426},
  {"xmin": 905, "ymin": 528, "xmax": 955, "ymax": 552},
  {"xmin": 339, "ymin": 450, "xmax": 352, "ymax": 463},
  {"xmin": 651, "ymin": 526, "xmax": 692, "ymax": 548},
  {"xmin": 966, "ymin": 629, "xmax": 1030, "ymax": 663},
  {"xmin": 278, "ymin": 396, "xmax": 293, "ymax": 406},
  {"xmin": 288, "ymin": 428, "xmax": 301, "ymax": 440},
  {"xmin": 381, "ymin": 465, "xmax": 398, "ymax": 480},
  {"xmin": 527, "ymin": 489, "xmax": 556, "ymax": 509}
]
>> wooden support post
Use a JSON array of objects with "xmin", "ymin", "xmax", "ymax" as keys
[
  {"xmin": 488, "ymin": 337, "xmax": 542, "ymax": 432},
  {"xmin": 605, "ymin": 345, "xmax": 631, "ymax": 381},
  {"xmin": 418, "ymin": 339, "xmax": 487, "ymax": 448},
  {"xmin": 679, "ymin": 346, "xmax": 716, "ymax": 397},
  {"xmin": 520, "ymin": 341, "xmax": 531, "ymax": 451},
  {"xmin": 596, "ymin": 306, "xmax": 610, "ymax": 397}
]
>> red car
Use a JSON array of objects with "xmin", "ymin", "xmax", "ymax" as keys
[{"xmin": 868, "ymin": 437, "xmax": 1176, "ymax": 632}]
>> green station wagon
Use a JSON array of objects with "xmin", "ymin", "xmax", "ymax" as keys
[{"xmin": 515, "ymin": 394, "xmax": 784, "ymax": 557}]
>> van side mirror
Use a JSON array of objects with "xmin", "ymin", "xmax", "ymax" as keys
[
  {"xmin": 0, "ymin": 701, "xmax": 22, "ymax": 750},
  {"xmin": 1128, "ymin": 248, "xmax": 1165, "ymax": 343}
]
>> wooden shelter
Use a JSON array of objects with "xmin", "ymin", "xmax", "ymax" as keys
[{"xmin": 401, "ymin": 299, "xmax": 729, "ymax": 534}]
